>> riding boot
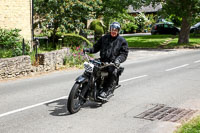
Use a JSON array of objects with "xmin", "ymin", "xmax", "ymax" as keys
[{"xmin": 98, "ymin": 78, "xmax": 115, "ymax": 99}]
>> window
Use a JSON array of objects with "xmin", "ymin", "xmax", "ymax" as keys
[
  {"xmin": 164, "ymin": 24, "xmax": 169, "ymax": 28},
  {"xmin": 168, "ymin": 25, "xmax": 173, "ymax": 28}
]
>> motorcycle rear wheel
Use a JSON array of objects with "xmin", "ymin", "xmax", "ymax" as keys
[{"xmin": 67, "ymin": 83, "xmax": 84, "ymax": 114}]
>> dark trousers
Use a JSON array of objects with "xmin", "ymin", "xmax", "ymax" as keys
[{"xmin": 102, "ymin": 66, "xmax": 116, "ymax": 91}]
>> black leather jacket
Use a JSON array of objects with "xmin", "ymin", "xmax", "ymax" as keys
[{"xmin": 89, "ymin": 34, "xmax": 129, "ymax": 63}]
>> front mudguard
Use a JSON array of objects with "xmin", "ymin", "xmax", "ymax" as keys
[{"xmin": 75, "ymin": 75, "xmax": 89, "ymax": 83}]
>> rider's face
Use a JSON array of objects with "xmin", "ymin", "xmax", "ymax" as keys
[{"xmin": 110, "ymin": 28, "xmax": 118, "ymax": 37}]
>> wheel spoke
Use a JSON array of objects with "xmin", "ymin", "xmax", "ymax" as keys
[
  {"xmin": 73, "ymin": 99, "xmax": 80, "ymax": 109},
  {"xmin": 67, "ymin": 82, "xmax": 88, "ymax": 114}
]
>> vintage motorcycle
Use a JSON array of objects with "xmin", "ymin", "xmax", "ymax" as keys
[{"xmin": 67, "ymin": 52, "xmax": 124, "ymax": 114}]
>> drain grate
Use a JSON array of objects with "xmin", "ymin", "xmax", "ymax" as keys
[{"xmin": 135, "ymin": 104, "xmax": 197, "ymax": 122}]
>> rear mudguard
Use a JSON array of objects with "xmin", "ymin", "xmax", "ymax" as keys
[{"xmin": 75, "ymin": 75, "xmax": 88, "ymax": 83}]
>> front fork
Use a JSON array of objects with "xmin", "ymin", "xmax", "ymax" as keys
[
  {"xmin": 75, "ymin": 74, "xmax": 99, "ymax": 102},
  {"xmin": 89, "ymin": 76, "xmax": 99, "ymax": 101}
]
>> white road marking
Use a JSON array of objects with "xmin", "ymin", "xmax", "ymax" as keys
[
  {"xmin": 165, "ymin": 64, "xmax": 189, "ymax": 71},
  {"xmin": 0, "ymin": 75, "xmax": 148, "ymax": 118},
  {"xmin": 194, "ymin": 60, "xmax": 200, "ymax": 63},
  {"xmin": 119, "ymin": 75, "xmax": 148, "ymax": 83},
  {"xmin": 0, "ymin": 96, "xmax": 67, "ymax": 118}
]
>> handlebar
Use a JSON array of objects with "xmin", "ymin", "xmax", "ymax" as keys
[
  {"xmin": 84, "ymin": 51, "xmax": 118, "ymax": 69},
  {"xmin": 99, "ymin": 62, "xmax": 118, "ymax": 69}
]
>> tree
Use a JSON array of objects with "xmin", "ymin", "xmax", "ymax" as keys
[
  {"xmin": 128, "ymin": 0, "xmax": 200, "ymax": 44},
  {"xmin": 162, "ymin": 0, "xmax": 200, "ymax": 44},
  {"xmin": 34, "ymin": 0, "xmax": 102, "ymax": 47},
  {"xmin": 97, "ymin": 0, "xmax": 133, "ymax": 28},
  {"xmin": 98, "ymin": 0, "xmax": 157, "ymax": 33},
  {"xmin": 139, "ymin": 0, "xmax": 200, "ymax": 44}
]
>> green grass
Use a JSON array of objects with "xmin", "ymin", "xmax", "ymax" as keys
[
  {"xmin": 124, "ymin": 34, "xmax": 200, "ymax": 49},
  {"xmin": 166, "ymin": 35, "xmax": 200, "ymax": 48},
  {"xmin": 124, "ymin": 35, "xmax": 172, "ymax": 48},
  {"xmin": 175, "ymin": 116, "xmax": 200, "ymax": 133}
]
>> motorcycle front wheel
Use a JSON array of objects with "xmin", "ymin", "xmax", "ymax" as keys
[{"xmin": 67, "ymin": 82, "xmax": 85, "ymax": 114}]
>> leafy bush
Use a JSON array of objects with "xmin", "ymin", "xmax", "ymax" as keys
[
  {"xmin": 13, "ymin": 42, "xmax": 30, "ymax": 57},
  {"xmin": 0, "ymin": 28, "xmax": 30, "ymax": 58},
  {"xmin": 108, "ymin": 12, "xmax": 138, "ymax": 34},
  {"xmin": 0, "ymin": 29, "xmax": 21, "ymax": 48},
  {"xmin": 64, "ymin": 46, "xmax": 87, "ymax": 68},
  {"xmin": 57, "ymin": 33, "xmax": 93, "ymax": 47},
  {"xmin": 135, "ymin": 13, "xmax": 148, "ymax": 32},
  {"xmin": 89, "ymin": 20, "xmax": 105, "ymax": 41},
  {"xmin": 94, "ymin": 25, "xmax": 104, "ymax": 35},
  {"xmin": 0, "ymin": 49, "xmax": 13, "ymax": 58},
  {"xmin": 123, "ymin": 23, "xmax": 138, "ymax": 33}
]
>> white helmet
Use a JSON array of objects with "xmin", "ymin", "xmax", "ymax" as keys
[{"xmin": 110, "ymin": 22, "xmax": 121, "ymax": 31}]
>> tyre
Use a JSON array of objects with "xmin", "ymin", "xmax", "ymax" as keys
[{"xmin": 67, "ymin": 83, "xmax": 84, "ymax": 114}]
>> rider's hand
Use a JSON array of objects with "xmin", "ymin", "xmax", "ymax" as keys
[
  {"xmin": 114, "ymin": 59, "xmax": 120, "ymax": 67},
  {"xmin": 83, "ymin": 48, "xmax": 90, "ymax": 53}
]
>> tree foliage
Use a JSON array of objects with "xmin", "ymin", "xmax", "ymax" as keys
[
  {"xmin": 0, "ymin": 29, "xmax": 30, "ymax": 58},
  {"xmin": 162, "ymin": 0, "xmax": 200, "ymax": 44},
  {"xmin": 35, "ymin": 0, "xmax": 102, "ymax": 33},
  {"xmin": 34, "ymin": 0, "xmax": 102, "ymax": 47},
  {"xmin": 97, "ymin": 0, "xmax": 134, "ymax": 28},
  {"xmin": 128, "ymin": 0, "xmax": 200, "ymax": 44},
  {"xmin": 34, "ymin": 0, "xmax": 200, "ymax": 45}
]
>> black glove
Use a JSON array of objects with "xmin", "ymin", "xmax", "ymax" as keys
[
  {"xmin": 114, "ymin": 59, "xmax": 120, "ymax": 67},
  {"xmin": 83, "ymin": 48, "xmax": 90, "ymax": 53}
]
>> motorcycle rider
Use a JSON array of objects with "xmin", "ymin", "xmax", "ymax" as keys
[{"xmin": 84, "ymin": 22, "xmax": 129, "ymax": 99}]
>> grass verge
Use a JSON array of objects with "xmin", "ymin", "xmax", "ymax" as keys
[
  {"xmin": 175, "ymin": 115, "xmax": 200, "ymax": 133},
  {"xmin": 124, "ymin": 34, "xmax": 200, "ymax": 49}
]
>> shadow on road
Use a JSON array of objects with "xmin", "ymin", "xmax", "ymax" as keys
[
  {"xmin": 82, "ymin": 101, "xmax": 103, "ymax": 109},
  {"xmin": 45, "ymin": 99, "xmax": 70, "ymax": 116},
  {"xmin": 45, "ymin": 99, "xmax": 103, "ymax": 116}
]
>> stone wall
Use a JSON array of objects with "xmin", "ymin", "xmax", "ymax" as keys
[
  {"xmin": 0, "ymin": 0, "xmax": 32, "ymax": 41},
  {"xmin": 0, "ymin": 48, "xmax": 70, "ymax": 80},
  {"xmin": 0, "ymin": 56, "xmax": 32, "ymax": 80},
  {"xmin": 36, "ymin": 48, "xmax": 70, "ymax": 72}
]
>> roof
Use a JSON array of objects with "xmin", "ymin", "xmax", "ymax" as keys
[{"xmin": 128, "ymin": 3, "xmax": 162, "ymax": 13}]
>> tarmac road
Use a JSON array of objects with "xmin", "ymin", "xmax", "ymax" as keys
[{"xmin": 0, "ymin": 49, "xmax": 200, "ymax": 133}]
